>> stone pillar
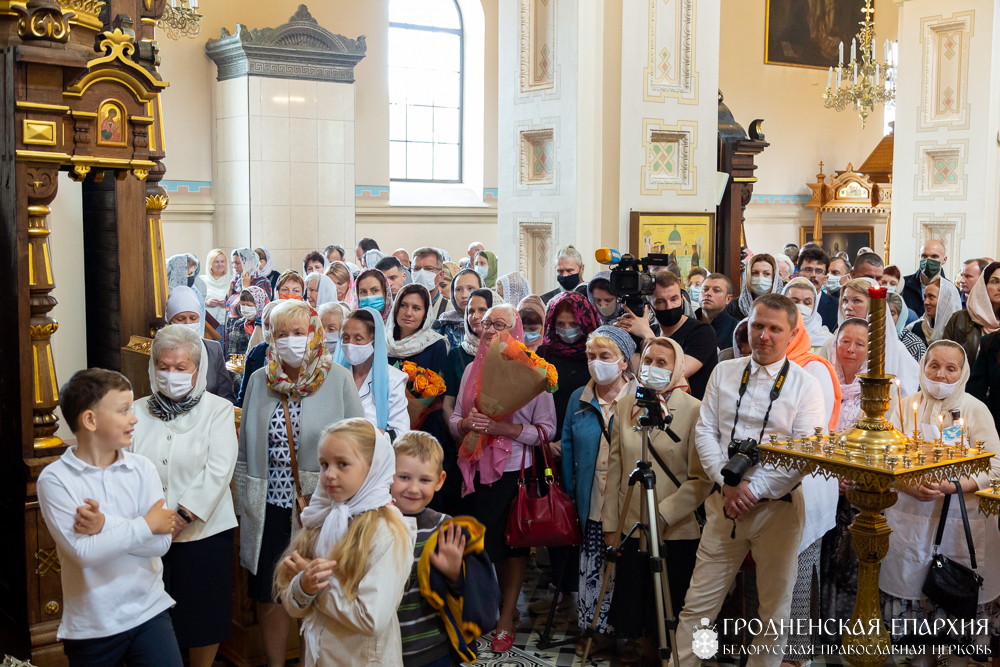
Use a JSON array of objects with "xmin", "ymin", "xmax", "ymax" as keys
[
  {"xmin": 206, "ymin": 5, "xmax": 365, "ymax": 273},
  {"xmin": 890, "ymin": 0, "xmax": 1000, "ymax": 269}
]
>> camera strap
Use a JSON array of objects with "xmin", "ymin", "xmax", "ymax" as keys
[{"xmin": 729, "ymin": 358, "xmax": 791, "ymax": 445}]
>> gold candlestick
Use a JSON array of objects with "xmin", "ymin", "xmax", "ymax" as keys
[{"xmin": 760, "ymin": 286, "xmax": 993, "ymax": 667}]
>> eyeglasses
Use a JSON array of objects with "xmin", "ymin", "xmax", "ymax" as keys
[
  {"xmin": 481, "ymin": 320, "xmax": 508, "ymax": 332},
  {"xmin": 797, "ymin": 267, "xmax": 825, "ymax": 275}
]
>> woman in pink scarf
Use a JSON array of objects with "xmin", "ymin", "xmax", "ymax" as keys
[{"xmin": 448, "ymin": 302, "xmax": 556, "ymax": 653}]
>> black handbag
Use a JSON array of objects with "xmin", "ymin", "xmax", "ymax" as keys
[{"xmin": 921, "ymin": 479, "xmax": 983, "ymax": 621}]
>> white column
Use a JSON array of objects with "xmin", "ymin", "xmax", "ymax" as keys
[{"xmin": 890, "ymin": 0, "xmax": 1000, "ymax": 273}]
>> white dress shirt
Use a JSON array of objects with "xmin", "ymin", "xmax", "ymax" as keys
[
  {"xmin": 37, "ymin": 448, "xmax": 174, "ymax": 640},
  {"xmin": 695, "ymin": 356, "xmax": 826, "ymax": 501},
  {"xmin": 132, "ymin": 393, "xmax": 239, "ymax": 542},
  {"xmin": 357, "ymin": 364, "xmax": 411, "ymax": 435}
]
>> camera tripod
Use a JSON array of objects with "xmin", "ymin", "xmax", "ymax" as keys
[{"xmin": 579, "ymin": 394, "xmax": 680, "ymax": 667}]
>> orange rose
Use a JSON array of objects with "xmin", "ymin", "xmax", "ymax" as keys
[{"xmin": 414, "ymin": 375, "xmax": 429, "ymax": 393}]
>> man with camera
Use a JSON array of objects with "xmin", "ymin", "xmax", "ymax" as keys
[{"xmin": 675, "ymin": 294, "xmax": 825, "ymax": 667}]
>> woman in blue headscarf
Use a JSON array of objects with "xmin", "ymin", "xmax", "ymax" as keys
[{"xmin": 335, "ymin": 307, "xmax": 410, "ymax": 440}]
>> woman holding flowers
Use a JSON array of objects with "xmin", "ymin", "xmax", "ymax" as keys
[
  {"xmin": 386, "ymin": 284, "xmax": 448, "ymax": 376},
  {"xmin": 335, "ymin": 307, "xmax": 410, "ymax": 440},
  {"xmin": 449, "ymin": 303, "xmax": 557, "ymax": 653}
]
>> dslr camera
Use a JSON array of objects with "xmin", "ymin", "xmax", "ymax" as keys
[
  {"xmin": 721, "ymin": 438, "xmax": 759, "ymax": 486},
  {"xmin": 608, "ymin": 253, "xmax": 671, "ymax": 315}
]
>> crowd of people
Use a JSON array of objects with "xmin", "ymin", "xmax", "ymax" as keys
[{"xmin": 36, "ymin": 234, "xmax": 1000, "ymax": 667}]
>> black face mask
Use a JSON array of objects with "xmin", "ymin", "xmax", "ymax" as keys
[
  {"xmin": 557, "ymin": 273, "xmax": 581, "ymax": 291},
  {"xmin": 654, "ymin": 305, "xmax": 684, "ymax": 328},
  {"xmin": 187, "ymin": 276, "xmax": 196, "ymax": 287}
]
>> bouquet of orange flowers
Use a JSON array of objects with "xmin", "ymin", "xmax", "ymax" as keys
[
  {"xmin": 400, "ymin": 361, "xmax": 447, "ymax": 428},
  {"xmin": 459, "ymin": 332, "xmax": 559, "ymax": 463}
]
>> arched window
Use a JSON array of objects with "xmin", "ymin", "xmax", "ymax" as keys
[{"xmin": 389, "ymin": 0, "xmax": 463, "ymax": 183}]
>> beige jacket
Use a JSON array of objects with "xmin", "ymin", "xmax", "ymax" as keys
[
  {"xmin": 603, "ymin": 389, "xmax": 712, "ymax": 541},
  {"xmin": 282, "ymin": 516, "xmax": 416, "ymax": 666}
]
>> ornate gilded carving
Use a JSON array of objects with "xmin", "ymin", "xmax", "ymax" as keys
[
  {"xmin": 69, "ymin": 165, "xmax": 91, "ymax": 181},
  {"xmin": 35, "ymin": 547, "xmax": 61, "ymax": 576},
  {"xmin": 132, "ymin": 168, "xmax": 148, "ymax": 181},
  {"xmin": 22, "ymin": 120, "xmax": 58, "ymax": 146},
  {"xmin": 14, "ymin": 0, "xmax": 74, "ymax": 43},
  {"xmin": 44, "ymin": 601, "xmax": 60, "ymax": 616},
  {"xmin": 145, "ymin": 193, "xmax": 168, "ymax": 211},
  {"xmin": 23, "ymin": 165, "xmax": 62, "ymax": 450},
  {"xmin": 125, "ymin": 335, "xmax": 153, "ymax": 354},
  {"xmin": 56, "ymin": 0, "xmax": 104, "ymax": 31}
]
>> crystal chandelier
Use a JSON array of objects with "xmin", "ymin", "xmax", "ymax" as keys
[
  {"xmin": 822, "ymin": 0, "xmax": 895, "ymax": 128},
  {"xmin": 158, "ymin": 0, "xmax": 202, "ymax": 40}
]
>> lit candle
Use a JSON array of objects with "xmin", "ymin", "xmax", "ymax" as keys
[
  {"xmin": 827, "ymin": 66, "xmax": 833, "ymax": 90},
  {"xmin": 851, "ymin": 38, "xmax": 857, "ymax": 63},
  {"xmin": 938, "ymin": 414, "xmax": 945, "ymax": 442},
  {"xmin": 839, "ymin": 41, "xmax": 844, "ymax": 65},
  {"xmin": 912, "ymin": 401, "xmax": 919, "ymax": 434}
]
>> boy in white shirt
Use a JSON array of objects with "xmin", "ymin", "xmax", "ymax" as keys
[{"xmin": 37, "ymin": 369, "xmax": 182, "ymax": 666}]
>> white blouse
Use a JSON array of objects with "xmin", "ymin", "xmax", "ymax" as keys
[
  {"xmin": 356, "ymin": 365, "xmax": 411, "ymax": 436},
  {"xmin": 131, "ymin": 392, "xmax": 239, "ymax": 542}
]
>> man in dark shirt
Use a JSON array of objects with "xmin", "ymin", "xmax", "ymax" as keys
[
  {"xmin": 616, "ymin": 270, "xmax": 717, "ymax": 399},
  {"xmin": 697, "ymin": 273, "xmax": 738, "ymax": 350},
  {"xmin": 796, "ymin": 246, "xmax": 839, "ymax": 332},
  {"xmin": 901, "ymin": 239, "xmax": 948, "ymax": 318}
]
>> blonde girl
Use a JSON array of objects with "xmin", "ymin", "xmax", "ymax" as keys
[{"xmin": 276, "ymin": 418, "xmax": 415, "ymax": 666}]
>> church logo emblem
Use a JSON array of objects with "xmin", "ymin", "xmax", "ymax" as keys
[{"xmin": 692, "ymin": 617, "xmax": 719, "ymax": 659}]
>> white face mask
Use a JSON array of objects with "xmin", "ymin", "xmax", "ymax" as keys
[
  {"xmin": 324, "ymin": 332, "xmax": 339, "ymax": 346},
  {"xmin": 240, "ymin": 305, "xmax": 257, "ymax": 320},
  {"xmin": 588, "ymin": 358, "xmax": 623, "ymax": 385},
  {"xmin": 639, "ymin": 364, "xmax": 673, "ymax": 392},
  {"xmin": 750, "ymin": 276, "xmax": 773, "ymax": 294},
  {"xmin": 181, "ymin": 322, "xmax": 203, "ymax": 338},
  {"xmin": 342, "ymin": 342, "xmax": 375, "ymax": 366},
  {"xmin": 412, "ymin": 269, "xmax": 438, "ymax": 291},
  {"xmin": 796, "ymin": 303, "xmax": 813, "ymax": 319},
  {"xmin": 155, "ymin": 370, "xmax": 194, "ymax": 401},
  {"xmin": 924, "ymin": 377, "xmax": 960, "ymax": 400},
  {"xmin": 825, "ymin": 277, "xmax": 841, "ymax": 293},
  {"xmin": 275, "ymin": 336, "xmax": 308, "ymax": 367}
]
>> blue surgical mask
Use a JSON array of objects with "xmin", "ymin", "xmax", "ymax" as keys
[
  {"xmin": 475, "ymin": 265, "xmax": 489, "ymax": 278},
  {"xmin": 359, "ymin": 295, "xmax": 385, "ymax": 312},
  {"xmin": 688, "ymin": 285, "xmax": 702, "ymax": 303},
  {"xmin": 556, "ymin": 326, "xmax": 583, "ymax": 344},
  {"xmin": 523, "ymin": 330, "xmax": 541, "ymax": 343}
]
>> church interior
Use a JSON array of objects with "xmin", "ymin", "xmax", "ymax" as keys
[{"xmin": 2, "ymin": 0, "xmax": 999, "ymax": 665}]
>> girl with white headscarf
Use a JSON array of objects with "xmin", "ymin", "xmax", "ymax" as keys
[
  {"xmin": 131, "ymin": 325, "xmax": 238, "ymax": 666},
  {"xmin": 783, "ymin": 277, "xmax": 832, "ymax": 352},
  {"xmin": 883, "ymin": 341, "xmax": 1000, "ymax": 661},
  {"xmin": 277, "ymin": 418, "xmax": 416, "ymax": 667}
]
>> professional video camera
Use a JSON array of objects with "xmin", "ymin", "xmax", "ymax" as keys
[
  {"xmin": 634, "ymin": 385, "xmax": 679, "ymax": 442},
  {"xmin": 594, "ymin": 249, "xmax": 672, "ymax": 315},
  {"xmin": 721, "ymin": 437, "xmax": 759, "ymax": 486}
]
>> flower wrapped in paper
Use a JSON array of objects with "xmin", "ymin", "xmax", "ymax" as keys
[
  {"xmin": 400, "ymin": 361, "xmax": 446, "ymax": 429},
  {"xmin": 458, "ymin": 332, "xmax": 558, "ymax": 463}
]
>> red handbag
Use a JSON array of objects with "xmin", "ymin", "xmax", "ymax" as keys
[{"xmin": 505, "ymin": 426, "xmax": 582, "ymax": 548}]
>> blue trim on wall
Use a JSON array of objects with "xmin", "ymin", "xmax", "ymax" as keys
[
  {"xmin": 750, "ymin": 194, "xmax": 810, "ymax": 205},
  {"xmin": 162, "ymin": 180, "xmax": 212, "ymax": 193}
]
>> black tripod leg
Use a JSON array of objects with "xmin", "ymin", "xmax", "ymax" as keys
[{"xmin": 537, "ymin": 547, "xmax": 578, "ymax": 649}]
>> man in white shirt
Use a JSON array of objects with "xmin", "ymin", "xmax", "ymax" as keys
[{"xmin": 676, "ymin": 294, "xmax": 825, "ymax": 667}]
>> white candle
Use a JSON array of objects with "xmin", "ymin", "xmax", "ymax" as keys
[
  {"xmin": 827, "ymin": 67, "xmax": 833, "ymax": 89},
  {"xmin": 851, "ymin": 38, "xmax": 857, "ymax": 63},
  {"xmin": 836, "ymin": 67, "xmax": 842, "ymax": 88},
  {"xmin": 884, "ymin": 40, "xmax": 889, "ymax": 63},
  {"xmin": 875, "ymin": 64, "xmax": 880, "ymax": 83},
  {"xmin": 839, "ymin": 41, "xmax": 844, "ymax": 65}
]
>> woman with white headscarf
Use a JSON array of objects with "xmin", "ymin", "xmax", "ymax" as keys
[
  {"xmin": 304, "ymin": 273, "xmax": 338, "ymax": 311},
  {"xmin": 907, "ymin": 276, "xmax": 962, "ymax": 348},
  {"xmin": 821, "ymin": 278, "xmax": 921, "ymax": 396},
  {"xmin": 227, "ymin": 247, "xmax": 272, "ymax": 300},
  {"xmin": 165, "ymin": 286, "xmax": 235, "ymax": 403},
  {"xmin": 726, "ymin": 253, "xmax": 785, "ymax": 321},
  {"xmin": 204, "ymin": 249, "xmax": 231, "ymax": 331},
  {"xmin": 334, "ymin": 307, "xmax": 410, "ymax": 439},
  {"xmin": 131, "ymin": 325, "xmax": 238, "ymax": 667},
  {"xmin": 783, "ymin": 277, "xmax": 832, "ymax": 352},
  {"xmin": 496, "ymin": 271, "xmax": 530, "ymax": 307},
  {"xmin": 883, "ymin": 341, "xmax": 1000, "ymax": 663},
  {"xmin": 253, "ymin": 247, "xmax": 281, "ymax": 295},
  {"xmin": 386, "ymin": 284, "xmax": 448, "ymax": 375},
  {"xmin": 945, "ymin": 261, "xmax": 1000, "ymax": 367},
  {"xmin": 433, "ymin": 267, "xmax": 484, "ymax": 350}
]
